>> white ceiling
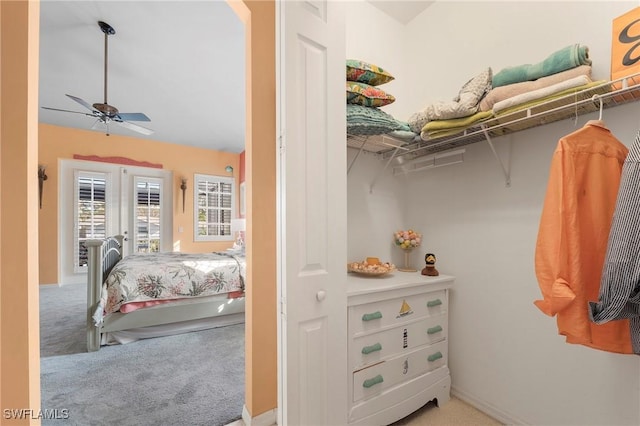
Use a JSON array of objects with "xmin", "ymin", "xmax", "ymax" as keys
[
  {"xmin": 39, "ymin": 1, "xmax": 432, "ymax": 153},
  {"xmin": 39, "ymin": 1, "xmax": 246, "ymax": 153}
]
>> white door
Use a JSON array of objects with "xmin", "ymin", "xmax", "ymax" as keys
[
  {"xmin": 59, "ymin": 159, "xmax": 172, "ymax": 284},
  {"xmin": 119, "ymin": 167, "xmax": 173, "ymax": 255},
  {"xmin": 278, "ymin": 1, "xmax": 347, "ymax": 425}
]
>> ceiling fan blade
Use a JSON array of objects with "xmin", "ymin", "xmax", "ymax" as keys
[
  {"xmin": 65, "ymin": 94, "xmax": 100, "ymax": 113},
  {"xmin": 41, "ymin": 106, "xmax": 96, "ymax": 117},
  {"xmin": 115, "ymin": 120, "xmax": 154, "ymax": 135},
  {"xmin": 114, "ymin": 112, "xmax": 151, "ymax": 122}
]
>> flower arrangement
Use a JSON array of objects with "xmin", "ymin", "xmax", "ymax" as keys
[{"xmin": 394, "ymin": 229, "xmax": 421, "ymax": 250}]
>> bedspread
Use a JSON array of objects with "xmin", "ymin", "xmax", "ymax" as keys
[{"xmin": 100, "ymin": 252, "xmax": 245, "ymax": 317}]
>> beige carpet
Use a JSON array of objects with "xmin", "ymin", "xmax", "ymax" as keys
[
  {"xmin": 390, "ymin": 396, "xmax": 502, "ymax": 426},
  {"xmin": 227, "ymin": 396, "xmax": 502, "ymax": 426}
]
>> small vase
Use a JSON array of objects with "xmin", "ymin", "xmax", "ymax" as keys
[{"xmin": 399, "ymin": 248, "xmax": 417, "ymax": 272}]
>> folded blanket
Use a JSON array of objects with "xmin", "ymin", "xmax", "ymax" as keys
[
  {"xmin": 420, "ymin": 110, "xmax": 494, "ymax": 141},
  {"xmin": 493, "ymin": 75, "xmax": 592, "ymax": 114},
  {"xmin": 480, "ymin": 65, "xmax": 592, "ymax": 111},
  {"xmin": 494, "ymin": 80, "xmax": 607, "ymax": 117},
  {"xmin": 408, "ymin": 68, "xmax": 492, "ymax": 133},
  {"xmin": 492, "ymin": 44, "xmax": 591, "ymax": 88},
  {"xmin": 346, "ymin": 104, "xmax": 405, "ymax": 136}
]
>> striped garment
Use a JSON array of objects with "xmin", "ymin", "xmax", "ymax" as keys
[{"xmin": 589, "ymin": 130, "xmax": 640, "ymax": 354}]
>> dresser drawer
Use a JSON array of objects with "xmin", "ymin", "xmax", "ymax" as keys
[
  {"xmin": 349, "ymin": 290, "xmax": 446, "ymax": 334},
  {"xmin": 352, "ymin": 340, "xmax": 448, "ymax": 402},
  {"xmin": 351, "ymin": 314, "xmax": 447, "ymax": 369}
]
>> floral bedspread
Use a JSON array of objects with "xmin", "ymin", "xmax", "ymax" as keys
[{"xmin": 100, "ymin": 251, "xmax": 245, "ymax": 317}]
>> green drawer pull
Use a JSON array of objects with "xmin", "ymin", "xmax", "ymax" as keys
[
  {"xmin": 427, "ymin": 299, "xmax": 443, "ymax": 308},
  {"xmin": 427, "ymin": 325, "xmax": 443, "ymax": 335},
  {"xmin": 428, "ymin": 351, "xmax": 443, "ymax": 362},
  {"xmin": 362, "ymin": 311, "xmax": 382, "ymax": 321},
  {"xmin": 363, "ymin": 374, "xmax": 384, "ymax": 388},
  {"xmin": 361, "ymin": 343, "xmax": 382, "ymax": 355}
]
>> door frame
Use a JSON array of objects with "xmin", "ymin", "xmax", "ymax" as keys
[
  {"xmin": 2, "ymin": 0, "xmax": 292, "ymax": 420},
  {"xmin": 58, "ymin": 158, "xmax": 173, "ymax": 285}
]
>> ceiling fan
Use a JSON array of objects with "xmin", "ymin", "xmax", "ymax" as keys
[{"xmin": 42, "ymin": 21, "xmax": 153, "ymax": 136}]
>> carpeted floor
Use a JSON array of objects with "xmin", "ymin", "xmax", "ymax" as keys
[
  {"xmin": 389, "ymin": 396, "xmax": 502, "ymax": 425},
  {"xmin": 39, "ymin": 284, "xmax": 245, "ymax": 426}
]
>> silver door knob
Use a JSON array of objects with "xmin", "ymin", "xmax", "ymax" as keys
[{"xmin": 316, "ymin": 290, "xmax": 326, "ymax": 301}]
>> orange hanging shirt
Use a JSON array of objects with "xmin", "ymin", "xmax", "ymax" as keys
[{"xmin": 534, "ymin": 120, "xmax": 632, "ymax": 354}]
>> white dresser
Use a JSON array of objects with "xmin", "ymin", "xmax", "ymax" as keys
[{"xmin": 347, "ymin": 272, "xmax": 454, "ymax": 425}]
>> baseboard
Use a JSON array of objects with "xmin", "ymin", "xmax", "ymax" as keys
[
  {"xmin": 242, "ymin": 405, "xmax": 277, "ymax": 426},
  {"xmin": 451, "ymin": 386, "xmax": 527, "ymax": 425}
]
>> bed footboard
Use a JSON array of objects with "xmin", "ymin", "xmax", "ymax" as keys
[{"xmin": 85, "ymin": 235, "xmax": 124, "ymax": 352}]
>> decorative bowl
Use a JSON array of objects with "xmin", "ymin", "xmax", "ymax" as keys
[{"xmin": 347, "ymin": 260, "xmax": 395, "ymax": 276}]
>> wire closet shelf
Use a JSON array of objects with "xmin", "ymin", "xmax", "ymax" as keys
[{"xmin": 347, "ymin": 73, "xmax": 640, "ymax": 163}]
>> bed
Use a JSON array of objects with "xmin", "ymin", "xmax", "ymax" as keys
[{"xmin": 85, "ymin": 235, "xmax": 246, "ymax": 351}]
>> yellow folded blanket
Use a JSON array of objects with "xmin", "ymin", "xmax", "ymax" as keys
[{"xmin": 420, "ymin": 110, "xmax": 494, "ymax": 140}]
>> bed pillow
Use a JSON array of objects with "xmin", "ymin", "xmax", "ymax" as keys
[
  {"xmin": 347, "ymin": 59, "xmax": 395, "ymax": 86},
  {"xmin": 346, "ymin": 104, "xmax": 405, "ymax": 136},
  {"xmin": 346, "ymin": 81, "xmax": 396, "ymax": 107}
]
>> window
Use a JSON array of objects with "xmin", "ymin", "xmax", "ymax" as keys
[
  {"xmin": 134, "ymin": 177, "xmax": 162, "ymax": 253},
  {"xmin": 75, "ymin": 172, "xmax": 109, "ymax": 272},
  {"xmin": 194, "ymin": 174, "xmax": 235, "ymax": 241}
]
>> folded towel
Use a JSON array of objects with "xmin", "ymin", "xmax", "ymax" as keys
[
  {"xmin": 493, "ymin": 75, "xmax": 592, "ymax": 114},
  {"xmin": 494, "ymin": 80, "xmax": 607, "ymax": 117},
  {"xmin": 492, "ymin": 44, "xmax": 591, "ymax": 88},
  {"xmin": 420, "ymin": 110, "xmax": 494, "ymax": 141},
  {"xmin": 408, "ymin": 68, "xmax": 492, "ymax": 133},
  {"xmin": 480, "ymin": 65, "xmax": 592, "ymax": 111}
]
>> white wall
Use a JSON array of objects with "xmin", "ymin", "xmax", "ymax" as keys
[
  {"xmin": 346, "ymin": 0, "xmax": 410, "ymax": 268},
  {"xmin": 347, "ymin": 1, "xmax": 640, "ymax": 425}
]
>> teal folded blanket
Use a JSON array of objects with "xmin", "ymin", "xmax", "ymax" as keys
[
  {"xmin": 347, "ymin": 104, "xmax": 405, "ymax": 136},
  {"xmin": 493, "ymin": 44, "xmax": 591, "ymax": 88}
]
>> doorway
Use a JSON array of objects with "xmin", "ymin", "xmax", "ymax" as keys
[
  {"xmin": 58, "ymin": 159, "xmax": 173, "ymax": 285},
  {"xmin": 1, "ymin": 0, "xmax": 280, "ymax": 421}
]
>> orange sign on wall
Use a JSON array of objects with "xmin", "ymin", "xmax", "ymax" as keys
[{"xmin": 612, "ymin": 7, "xmax": 640, "ymax": 89}]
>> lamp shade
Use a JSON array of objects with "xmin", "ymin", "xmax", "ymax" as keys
[{"xmin": 231, "ymin": 218, "xmax": 246, "ymax": 235}]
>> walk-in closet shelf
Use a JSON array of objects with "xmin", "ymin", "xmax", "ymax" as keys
[{"xmin": 347, "ymin": 73, "xmax": 640, "ymax": 164}]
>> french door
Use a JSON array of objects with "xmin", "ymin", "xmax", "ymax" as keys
[{"xmin": 59, "ymin": 159, "xmax": 173, "ymax": 285}]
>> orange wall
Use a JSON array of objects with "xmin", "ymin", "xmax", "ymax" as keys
[
  {"xmin": 1, "ymin": 0, "xmax": 41, "ymax": 422},
  {"xmin": 231, "ymin": 0, "xmax": 277, "ymax": 419},
  {"xmin": 38, "ymin": 123, "xmax": 240, "ymax": 285}
]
